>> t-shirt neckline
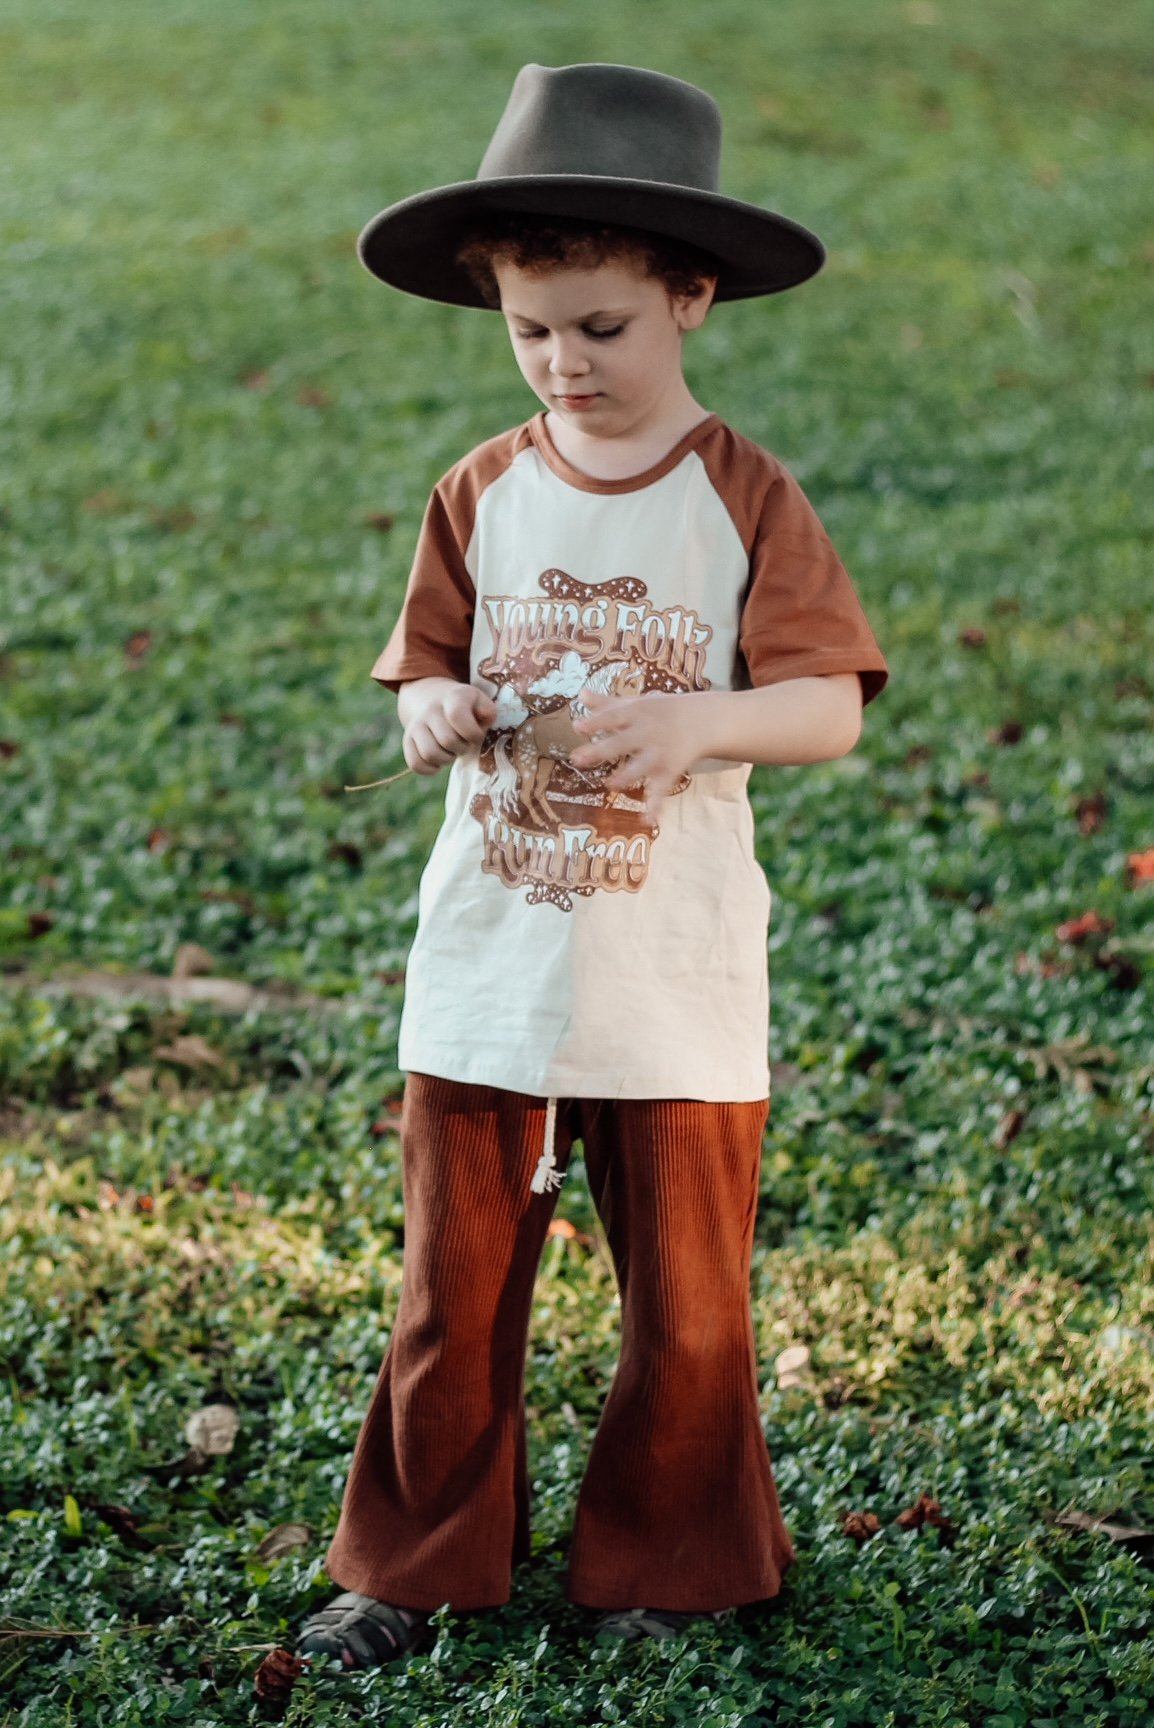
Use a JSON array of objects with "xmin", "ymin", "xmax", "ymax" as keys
[{"xmin": 527, "ymin": 409, "xmax": 721, "ymax": 495}]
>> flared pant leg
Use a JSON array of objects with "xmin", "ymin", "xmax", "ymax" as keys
[
  {"xmin": 564, "ymin": 1094, "xmax": 796, "ymax": 1612},
  {"xmin": 323, "ymin": 1072, "xmax": 576, "ymax": 1611},
  {"xmin": 323, "ymin": 1076, "xmax": 796, "ymax": 1616}
]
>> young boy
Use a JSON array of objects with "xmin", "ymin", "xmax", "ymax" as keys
[{"xmin": 297, "ymin": 61, "xmax": 889, "ymax": 1668}]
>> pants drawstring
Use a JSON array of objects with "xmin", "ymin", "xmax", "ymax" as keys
[{"xmin": 529, "ymin": 1095, "xmax": 564, "ymax": 1194}]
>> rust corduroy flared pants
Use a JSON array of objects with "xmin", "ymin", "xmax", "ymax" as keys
[{"xmin": 323, "ymin": 1072, "xmax": 796, "ymax": 1612}]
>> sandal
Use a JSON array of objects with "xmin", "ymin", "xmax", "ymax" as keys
[
  {"xmin": 296, "ymin": 1590, "xmax": 434, "ymax": 1669},
  {"xmin": 594, "ymin": 1605, "xmax": 737, "ymax": 1643}
]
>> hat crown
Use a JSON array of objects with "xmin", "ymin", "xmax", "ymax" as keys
[{"xmin": 477, "ymin": 62, "xmax": 723, "ymax": 193}]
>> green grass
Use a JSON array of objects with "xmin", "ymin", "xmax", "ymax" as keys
[{"xmin": 1, "ymin": 0, "xmax": 1153, "ymax": 1722}]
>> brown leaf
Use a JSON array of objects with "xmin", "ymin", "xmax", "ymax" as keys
[
  {"xmin": 1127, "ymin": 848, "xmax": 1154, "ymax": 885},
  {"xmin": 958, "ymin": 626, "xmax": 987, "ymax": 648},
  {"xmin": 153, "ymin": 1033, "xmax": 227, "ymax": 1071},
  {"xmin": 28, "ymin": 910, "xmax": 55, "ymax": 938},
  {"xmin": 1055, "ymin": 911, "xmax": 1113, "ymax": 944},
  {"xmin": 171, "ymin": 943, "xmax": 218, "ymax": 979},
  {"xmin": 147, "ymin": 827, "xmax": 175, "ymax": 852},
  {"xmin": 841, "ymin": 1510, "xmax": 881, "ymax": 1544},
  {"xmin": 1075, "ymin": 792, "xmax": 1108, "ymax": 835},
  {"xmin": 895, "ymin": 1493, "xmax": 959, "ymax": 1544},
  {"xmin": 989, "ymin": 719, "xmax": 1023, "ymax": 745},
  {"xmin": 255, "ymin": 1522, "xmax": 314, "ymax": 1562},
  {"xmin": 254, "ymin": 1645, "xmax": 306, "ymax": 1702},
  {"xmin": 124, "ymin": 630, "xmax": 152, "ymax": 661},
  {"xmin": 110, "ymin": 1064, "xmax": 158, "ymax": 1103},
  {"xmin": 992, "ymin": 1107, "xmax": 1027, "ymax": 1150},
  {"xmin": 1053, "ymin": 1509, "xmax": 1153, "ymax": 1551},
  {"xmin": 0, "ymin": 738, "xmax": 21, "ymax": 759},
  {"xmin": 896, "ymin": 1492, "xmax": 942, "ymax": 1528},
  {"xmin": 364, "ymin": 511, "xmax": 396, "ymax": 532}
]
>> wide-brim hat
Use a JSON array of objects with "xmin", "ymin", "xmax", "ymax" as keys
[{"xmin": 357, "ymin": 61, "xmax": 826, "ymax": 309}]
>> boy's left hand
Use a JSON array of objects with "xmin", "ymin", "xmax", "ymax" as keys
[{"xmin": 569, "ymin": 688, "xmax": 705, "ymax": 824}]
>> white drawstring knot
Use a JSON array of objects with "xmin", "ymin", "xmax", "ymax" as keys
[{"xmin": 530, "ymin": 1095, "xmax": 565, "ymax": 1194}]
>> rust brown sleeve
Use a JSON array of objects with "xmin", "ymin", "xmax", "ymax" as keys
[
  {"xmin": 739, "ymin": 461, "xmax": 890, "ymax": 707},
  {"xmin": 369, "ymin": 477, "xmax": 477, "ymax": 694}
]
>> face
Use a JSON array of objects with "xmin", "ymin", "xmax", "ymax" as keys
[{"xmin": 495, "ymin": 256, "xmax": 716, "ymax": 435}]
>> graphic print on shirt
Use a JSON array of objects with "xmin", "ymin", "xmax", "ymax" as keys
[{"xmin": 469, "ymin": 568, "xmax": 713, "ymax": 912}]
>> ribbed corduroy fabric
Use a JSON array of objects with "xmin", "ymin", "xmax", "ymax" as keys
[{"xmin": 322, "ymin": 1072, "xmax": 796, "ymax": 1613}]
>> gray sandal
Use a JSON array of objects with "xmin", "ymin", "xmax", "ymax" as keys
[
  {"xmin": 296, "ymin": 1590, "xmax": 434, "ymax": 1669},
  {"xmin": 594, "ymin": 1605, "xmax": 736, "ymax": 1642}
]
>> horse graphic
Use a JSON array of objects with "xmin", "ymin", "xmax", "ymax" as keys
[{"xmin": 488, "ymin": 647, "xmax": 648, "ymax": 830}]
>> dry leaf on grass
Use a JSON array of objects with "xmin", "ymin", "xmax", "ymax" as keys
[
  {"xmin": 894, "ymin": 1492, "xmax": 958, "ymax": 1543},
  {"xmin": 185, "ymin": 1402, "xmax": 240, "ymax": 1456},
  {"xmin": 171, "ymin": 943, "xmax": 218, "ymax": 978},
  {"xmin": 1052, "ymin": 1509, "xmax": 1153, "ymax": 1551},
  {"xmin": 254, "ymin": 1645, "xmax": 306, "ymax": 1706},
  {"xmin": 154, "ymin": 1034, "xmax": 228, "ymax": 1071},
  {"xmin": 254, "ymin": 1522, "xmax": 314, "ymax": 1562},
  {"xmin": 841, "ymin": 1510, "xmax": 882, "ymax": 1544},
  {"xmin": 775, "ymin": 1344, "xmax": 812, "ymax": 1390},
  {"xmin": 1125, "ymin": 848, "xmax": 1154, "ymax": 885}
]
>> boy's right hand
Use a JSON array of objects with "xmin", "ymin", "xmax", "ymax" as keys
[{"xmin": 400, "ymin": 679, "xmax": 500, "ymax": 776}]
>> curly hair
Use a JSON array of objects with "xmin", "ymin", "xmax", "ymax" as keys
[{"xmin": 452, "ymin": 212, "xmax": 722, "ymax": 312}]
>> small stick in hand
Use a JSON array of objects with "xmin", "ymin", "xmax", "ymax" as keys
[{"xmin": 344, "ymin": 768, "xmax": 416, "ymax": 792}]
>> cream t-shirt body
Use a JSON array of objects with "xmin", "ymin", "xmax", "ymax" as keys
[{"xmin": 372, "ymin": 410, "xmax": 889, "ymax": 1186}]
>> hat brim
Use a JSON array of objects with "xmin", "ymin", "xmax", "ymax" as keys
[{"xmin": 356, "ymin": 175, "xmax": 825, "ymax": 308}]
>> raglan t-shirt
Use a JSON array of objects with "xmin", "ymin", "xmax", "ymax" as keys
[{"xmin": 371, "ymin": 409, "xmax": 889, "ymax": 1189}]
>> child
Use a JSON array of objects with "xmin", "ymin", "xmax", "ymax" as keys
[{"xmin": 297, "ymin": 61, "xmax": 889, "ymax": 1668}]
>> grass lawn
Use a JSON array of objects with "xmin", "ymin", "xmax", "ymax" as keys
[{"xmin": 1, "ymin": 0, "xmax": 1152, "ymax": 1722}]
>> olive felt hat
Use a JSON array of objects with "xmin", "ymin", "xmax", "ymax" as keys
[{"xmin": 356, "ymin": 61, "xmax": 826, "ymax": 308}]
